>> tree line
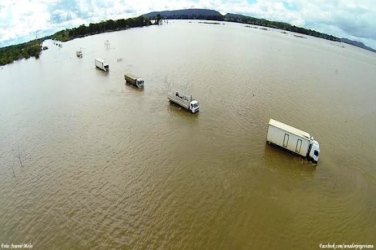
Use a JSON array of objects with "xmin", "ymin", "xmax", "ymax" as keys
[
  {"xmin": 223, "ymin": 14, "xmax": 340, "ymax": 41},
  {"xmin": 0, "ymin": 41, "xmax": 42, "ymax": 66},
  {"xmin": 52, "ymin": 16, "xmax": 151, "ymax": 42},
  {"xmin": 146, "ymin": 10, "xmax": 340, "ymax": 42},
  {"xmin": 1, "ymin": 10, "xmax": 364, "ymax": 66},
  {"xmin": 0, "ymin": 16, "xmax": 152, "ymax": 66}
]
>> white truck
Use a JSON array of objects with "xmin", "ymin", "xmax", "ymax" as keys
[
  {"xmin": 168, "ymin": 91, "xmax": 199, "ymax": 113},
  {"xmin": 266, "ymin": 119, "xmax": 320, "ymax": 163},
  {"xmin": 76, "ymin": 50, "xmax": 82, "ymax": 58},
  {"xmin": 124, "ymin": 74, "xmax": 144, "ymax": 88},
  {"xmin": 95, "ymin": 58, "xmax": 109, "ymax": 72}
]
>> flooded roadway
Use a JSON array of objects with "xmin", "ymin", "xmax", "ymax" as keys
[{"xmin": 0, "ymin": 21, "xmax": 375, "ymax": 249}]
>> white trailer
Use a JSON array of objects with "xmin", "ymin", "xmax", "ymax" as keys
[
  {"xmin": 124, "ymin": 74, "xmax": 144, "ymax": 88},
  {"xmin": 95, "ymin": 58, "xmax": 109, "ymax": 72},
  {"xmin": 266, "ymin": 119, "xmax": 320, "ymax": 163},
  {"xmin": 168, "ymin": 91, "xmax": 199, "ymax": 113}
]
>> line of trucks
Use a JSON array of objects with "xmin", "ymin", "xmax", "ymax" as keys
[
  {"xmin": 94, "ymin": 58, "xmax": 200, "ymax": 113},
  {"xmin": 93, "ymin": 59, "xmax": 320, "ymax": 164}
]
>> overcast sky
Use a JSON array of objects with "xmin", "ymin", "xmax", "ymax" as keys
[{"xmin": 1, "ymin": 0, "xmax": 375, "ymax": 49}]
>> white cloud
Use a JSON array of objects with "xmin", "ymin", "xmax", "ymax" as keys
[
  {"xmin": 0, "ymin": 0, "xmax": 54, "ymax": 44},
  {"xmin": 0, "ymin": 0, "xmax": 376, "ymax": 49}
]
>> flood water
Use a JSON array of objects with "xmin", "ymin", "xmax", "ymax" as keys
[{"xmin": 1, "ymin": 21, "xmax": 376, "ymax": 249}]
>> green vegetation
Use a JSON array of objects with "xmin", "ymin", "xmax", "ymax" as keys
[
  {"xmin": 0, "ymin": 16, "xmax": 152, "ymax": 66},
  {"xmin": 147, "ymin": 9, "xmax": 374, "ymax": 51},
  {"xmin": 1, "ymin": 9, "xmax": 373, "ymax": 66},
  {"xmin": 0, "ymin": 41, "xmax": 42, "ymax": 66},
  {"xmin": 51, "ymin": 16, "xmax": 151, "ymax": 42},
  {"xmin": 143, "ymin": 9, "xmax": 224, "ymax": 21},
  {"xmin": 224, "ymin": 13, "xmax": 340, "ymax": 41},
  {"xmin": 144, "ymin": 10, "xmax": 340, "ymax": 42},
  {"xmin": 155, "ymin": 14, "xmax": 162, "ymax": 25}
]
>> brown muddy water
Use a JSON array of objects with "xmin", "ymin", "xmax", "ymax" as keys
[{"xmin": 0, "ymin": 21, "xmax": 376, "ymax": 249}]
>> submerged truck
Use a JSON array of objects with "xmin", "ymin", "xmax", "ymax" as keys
[
  {"xmin": 168, "ymin": 91, "xmax": 199, "ymax": 113},
  {"xmin": 95, "ymin": 58, "xmax": 109, "ymax": 72},
  {"xmin": 266, "ymin": 119, "xmax": 320, "ymax": 163},
  {"xmin": 124, "ymin": 74, "xmax": 144, "ymax": 88},
  {"xmin": 76, "ymin": 50, "xmax": 82, "ymax": 58}
]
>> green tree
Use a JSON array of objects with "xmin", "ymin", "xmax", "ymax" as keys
[{"xmin": 156, "ymin": 14, "xmax": 162, "ymax": 25}]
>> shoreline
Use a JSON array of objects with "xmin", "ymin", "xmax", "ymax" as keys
[{"xmin": 0, "ymin": 16, "xmax": 153, "ymax": 67}]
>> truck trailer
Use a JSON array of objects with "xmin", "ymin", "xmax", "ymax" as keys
[
  {"xmin": 168, "ymin": 91, "xmax": 199, "ymax": 113},
  {"xmin": 266, "ymin": 119, "xmax": 320, "ymax": 163},
  {"xmin": 124, "ymin": 74, "xmax": 144, "ymax": 88},
  {"xmin": 95, "ymin": 58, "xmax": 109, "ymax": 72}
]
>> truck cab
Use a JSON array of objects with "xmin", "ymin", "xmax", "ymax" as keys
[
  {"xmin": 308, "ymin": 139, "xmax": 320, "ymax": 164},
  {"xmin": 190, "ymin": 100, "xmax": 199, "ymax": 113},
  {"xmin": 136, "ymin": 79, "xmax": 144, "ymax": 88}
]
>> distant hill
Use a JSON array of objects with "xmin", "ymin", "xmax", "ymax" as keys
[
  {"xmin": 143, "ymin": 9, "xmax": 222, "ymax": 20},
  {"xmin": 341, "ymin": 38, "xmax": 376, "ymax": 53},
  {"xmin": 144, "ymin": 8, "xmax": 375, "ymax": 53},
  {"xmin": 224, "ymin": 13, "xmax": 339, "ymax": 41}
]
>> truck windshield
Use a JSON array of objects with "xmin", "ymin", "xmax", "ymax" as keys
[
  {"xmin": 192, "ymin": 103, "xmax": 198, "ymax": 108},
  {"xmin": 314, "ymin": 150, "xmax": 319, "ymax": 156}
]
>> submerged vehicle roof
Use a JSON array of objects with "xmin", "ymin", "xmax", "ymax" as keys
[
  {"xmin": 124, "ymin": 73, "xmax": 142, "ymax": 79},
  {"xmin": 269, "ymin": 119, "xmax": 310, "ymax": 139},
  {"xmin": 95, "ymin": 58, "xmax": 106, "ymax": 63}
]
